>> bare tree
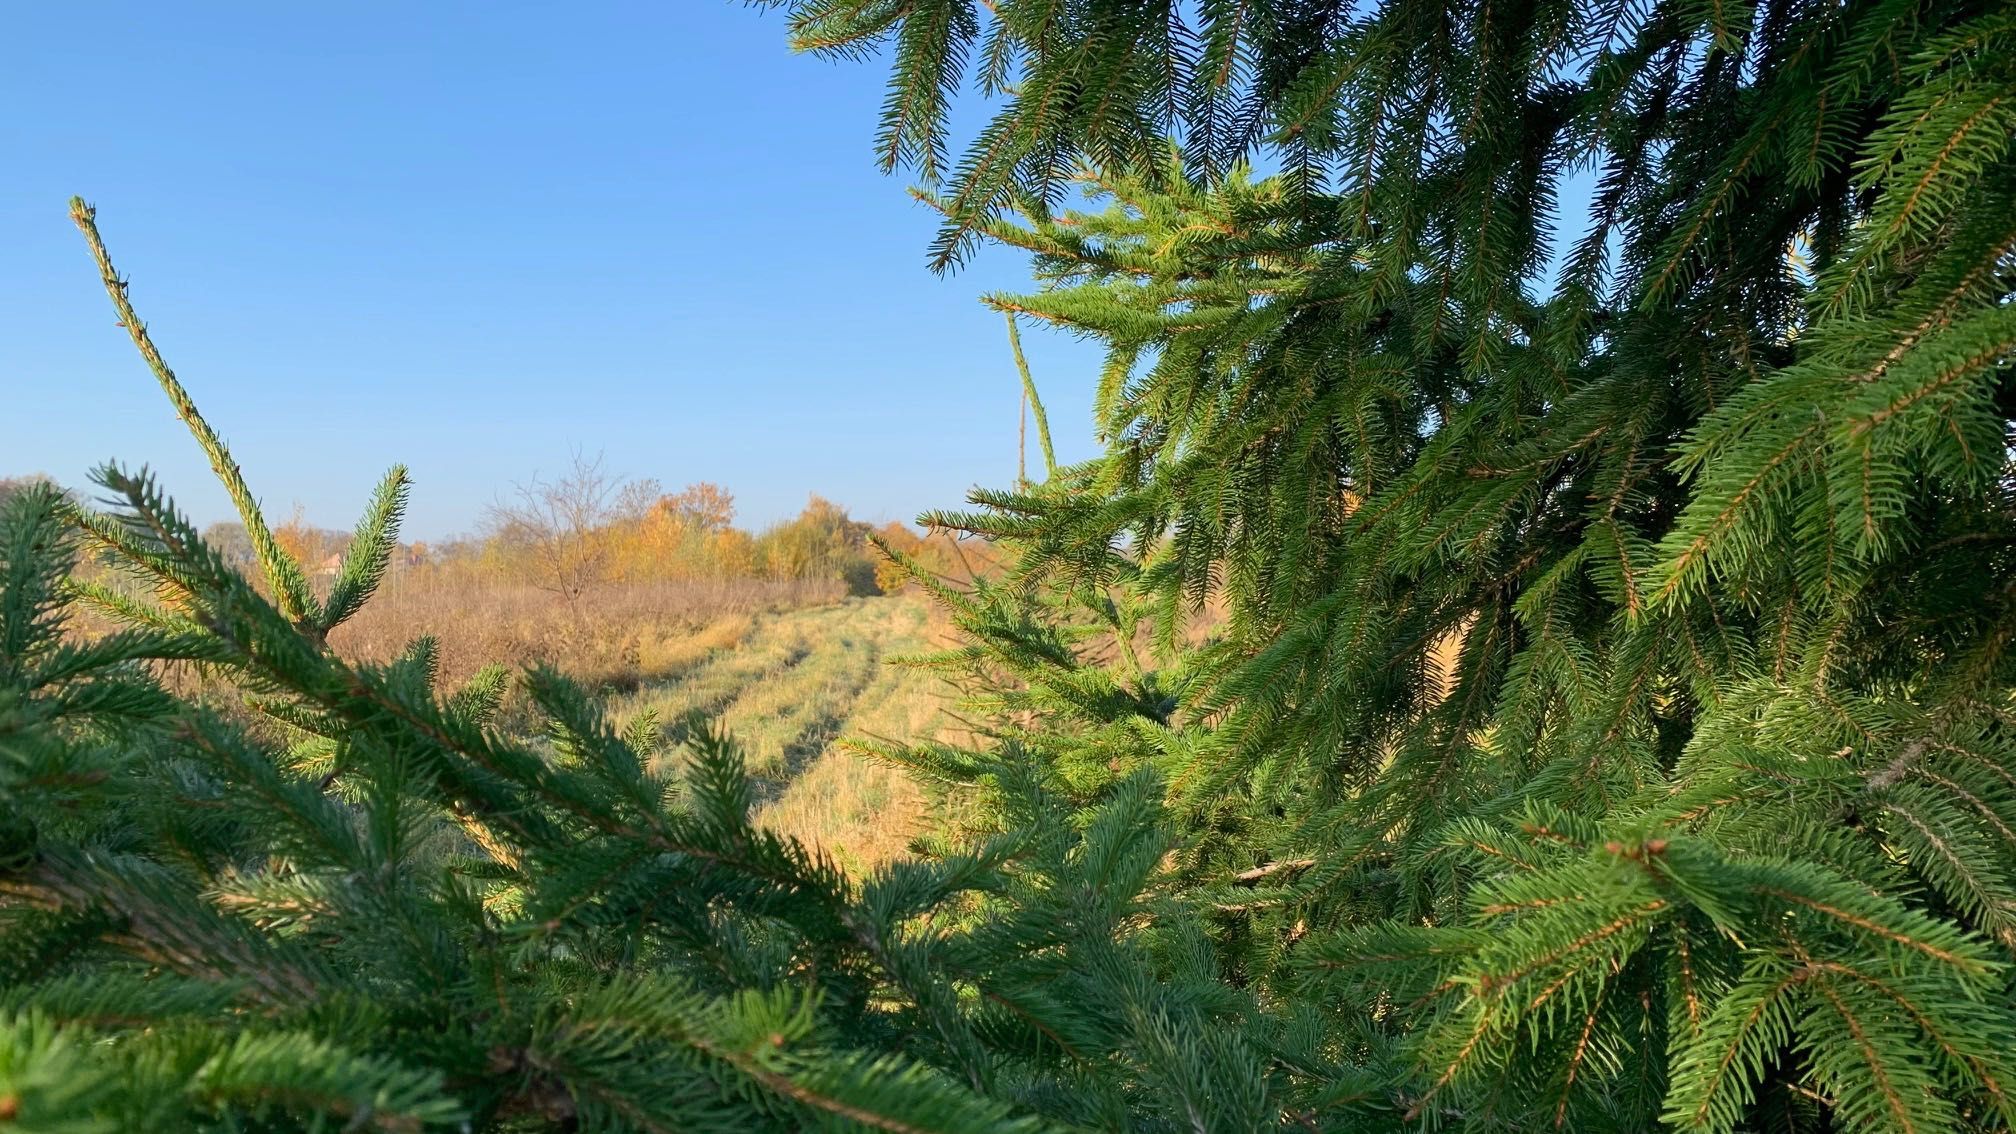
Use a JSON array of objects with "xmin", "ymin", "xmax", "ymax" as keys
[
  {"xmin": 484, "ymin": 450, "xmax": 630, "ymax": 609},
  {"xmin": 0, "ymin": 474, "xmax": 64, "ymax": 511}
]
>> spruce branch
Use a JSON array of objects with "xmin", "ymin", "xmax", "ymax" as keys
[{"xmin": 67, "ymin": 198, "xmax": 319, "ymax": 629}]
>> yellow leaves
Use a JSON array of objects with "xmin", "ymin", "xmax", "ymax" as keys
[{"xmin": 272, "ymin": 504, "xmax": 334, "ymax": 574}]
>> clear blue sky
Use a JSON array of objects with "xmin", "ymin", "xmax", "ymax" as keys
[{"xmin": 1, "ymin": 2, "xmax": 1105, "ymax": 538}]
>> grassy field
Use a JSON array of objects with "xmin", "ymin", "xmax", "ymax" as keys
[
  {"xmin": 93, "ymin": 560, "xmax": 951, "ymax": 871},
  {"xmin": 328, "ymin": 574, "xmax": 844, "ymax": 691},
  {"xmin": 605, "ymin": 593, "xmax": 949, "ymax": 872}
]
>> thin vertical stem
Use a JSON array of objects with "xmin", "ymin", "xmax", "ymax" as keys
[
  {"xmin": 70, "ymin": 197, "xmax": 318, "ymax": 626},
  {"xmin": 1018, "ymin": 386, "xmax": 1028, "ymax": 485},
  {"xmin": 1004, "ymin": 312, "xmax": 1056, "ymax": 479}
]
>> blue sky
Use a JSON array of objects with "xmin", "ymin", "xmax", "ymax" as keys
[{"xmin": 1, "ymin": 2, "xmax": 1106, "ymax": 538}]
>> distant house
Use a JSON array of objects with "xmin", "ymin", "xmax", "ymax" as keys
[{"xmin": 314, "ymin": 553, "xmax": 343, "ymax": 578}]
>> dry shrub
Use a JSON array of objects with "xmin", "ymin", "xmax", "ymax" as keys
[{"xmin": 329, "ymin": 569, "xmax": 839, "ymax": 692}]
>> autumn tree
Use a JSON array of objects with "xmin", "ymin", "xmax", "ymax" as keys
[
  {"xmin": 482, "ymin": 451, "xmax": 635, "ymax": 606},
  {"xmin": 755, "ymin": 495, "xmax": 880, "ymax": 595}
]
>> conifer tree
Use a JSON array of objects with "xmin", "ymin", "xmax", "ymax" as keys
[
  {"xmin": 6, "ymin": 0, "xmax": 2014, "ymax": 1125},
  {"xmin": 777, "ymin": 0, "xmax": 2016, "ymax": 1129},
  {"xmin": 0, "ymin": 204, "xmax": 1323, "ymax": 1132}
]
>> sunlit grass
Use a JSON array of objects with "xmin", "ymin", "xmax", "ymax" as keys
[{"xmin": 608, "ymin": 595, "xmax": 944, "ymax": 872}]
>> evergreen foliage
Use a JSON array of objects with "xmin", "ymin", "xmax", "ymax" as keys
[
  {"xmin": 777, "ymin": 0, "xmax": 2016, "ymax": 1129},
  {"xmin": 6, "ymin": 0, "xmax": 2016, "ymax": 1125},
  {"xmin": 1, "ymin": 204, "xmax": 1286, "ymax": 1132}
]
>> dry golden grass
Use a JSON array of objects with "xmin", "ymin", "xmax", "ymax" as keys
[
  {"xmin": 609, "ymin": 595, "xmax": 949, "ymax": 873},
  {"xmin": 85, "ymin": 555, "xmax": 950, "ymax": 873},
  {"xmin": 328, "ymin": 570, "xmax": 838, "ymax": 691}
]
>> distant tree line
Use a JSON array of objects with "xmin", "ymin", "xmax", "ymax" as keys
[{"xmin": 109, "ymin": 451, "xmax": 1003, "ymax": 605}]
